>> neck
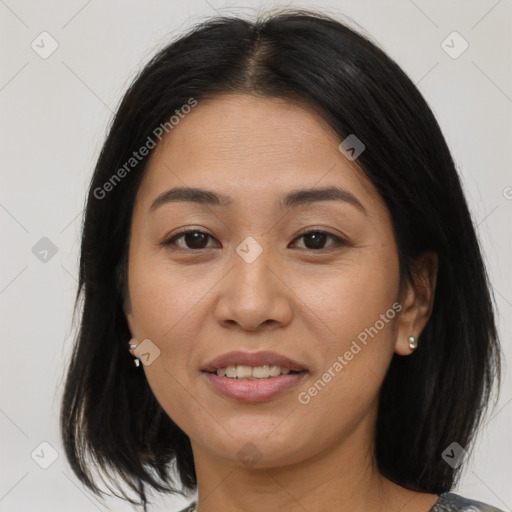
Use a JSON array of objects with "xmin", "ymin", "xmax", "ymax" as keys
[{"xmin": 190, "ymin": 419, "xmax": 429, "ymax": 512}]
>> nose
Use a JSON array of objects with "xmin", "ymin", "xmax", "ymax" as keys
[{"xmin": 213, "ymin": 243, "xmax": 293, "ymax": 333}]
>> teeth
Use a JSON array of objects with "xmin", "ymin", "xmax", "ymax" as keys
[
  {"xmin": 253, "ymin": 365, "xmax": 270, "ymax": 378},
  {"xmin": 215, "ymin": 364, "xmax": 296, "ymax": 379},
  {"xmin": 225, "ymin": 366, "xmax": 236, "ymax": 378},
  {"xmin": 236, "ymin": 365, "xmax": 253, "ymax": 379}
]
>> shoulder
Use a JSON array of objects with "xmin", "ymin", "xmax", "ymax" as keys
[
  {"xmin": 176, "ymin": 502, "xmax": 197, "ymax": 512},
  {"xmin": 431, "ymin": 493, "xmax": 506, "ymax": 512}
]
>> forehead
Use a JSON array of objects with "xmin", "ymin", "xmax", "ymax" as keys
[
  {"xmin": 137, "ymin": 94, "xmax": 382, "ymax": 213},
  {"xmin": 157, "ymin": 93, "xmax": 339, "ymax": 156}
]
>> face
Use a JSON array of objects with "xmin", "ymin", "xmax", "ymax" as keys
[{"xmin": 124, "ymin": 94, "xmax": 432, "ymax": 470}]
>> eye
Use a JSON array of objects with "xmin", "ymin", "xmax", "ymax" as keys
[
  {"xmin": 161, "ymin": 229, "xmax": 218, "ymax": 250},
  {"xmin": 161, "ymin": 228, "xmax": 347, "ymax": 251},
  {"xmin": 291, "ymin": 229, "xmax": 346, "ymax": 251}
]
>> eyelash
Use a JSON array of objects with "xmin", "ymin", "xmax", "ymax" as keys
[{"xmin": 160, "ymin": 228, "xmax": 347, "ymax": 251}]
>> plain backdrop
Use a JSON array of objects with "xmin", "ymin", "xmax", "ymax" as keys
[{"xmin": 0, "ymin": 1, "xmax": 511, "ymax": 511}]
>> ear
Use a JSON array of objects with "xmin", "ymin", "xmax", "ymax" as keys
[
  {"xmin": 395, "ymin": 250, "xmax": 438, "ymax": 356},
  {"xmin": 123, "ymin": 293, "xmax": 137, "ymax": 356}
]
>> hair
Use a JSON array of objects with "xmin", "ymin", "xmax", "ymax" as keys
[{"xmin": 60, "ymin": 7, "xmax": 501, "ymax": 511}]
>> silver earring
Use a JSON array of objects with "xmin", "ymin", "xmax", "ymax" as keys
[
  {"xmin": 408, "ymin": 335, "xmax": 418, "ymax": 350},
  {"xmin": 128, "ymin": 338, "xmax": 140, "ymax": 367}
]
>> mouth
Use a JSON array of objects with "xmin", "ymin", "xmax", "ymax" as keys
[
  {"xmin": 201, "ymin": 350, "xmax": 307, "ymax": 374},
  {"xmin": 200, "ymin": 351, "xmax": 309, "ymax": 403},
  {"xmin": 201, "ymin": 370, "xmax": 308, "ymax": 403},
  {"xmin": 203, "ymin": 365, "xmax": 306, "ymax": 379}
]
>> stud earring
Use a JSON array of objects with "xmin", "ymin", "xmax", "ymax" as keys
[
  {"xmin": 408, "ymin": 335, "xmax": 418, "ymax": 350},
  {"xmin": 128, "ymin": 338, "xmax": 140, "ymax": 367}
]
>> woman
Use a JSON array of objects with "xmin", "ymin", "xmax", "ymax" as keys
[{"xmin": 60, "ymin": 9, "xmax": 504, "ymax": 512}]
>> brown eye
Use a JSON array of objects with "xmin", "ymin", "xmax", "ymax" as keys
[
  {"xmin": 292, "ymin": 230, "xmax": 346, "ymax": 250},
  {"xmin": 162, "ymin": 230, "xmax": 217, "ymax": 250},
  {"xmin": 161, "ymin": 229, "xmax": 346, "ymax": 252}
]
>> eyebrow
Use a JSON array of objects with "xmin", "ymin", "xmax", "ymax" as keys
[{"xmin": 149, "ymin": 185, "xmax": 367, "ymax": 215}]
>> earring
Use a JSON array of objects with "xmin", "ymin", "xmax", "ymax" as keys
[
  {"xmin": 128, "ymin": 338, "xmax": 140, "ymax": 367},
  {"xmin": 408, "ymin": 335, "xmax": 418, "ymax": 350}
]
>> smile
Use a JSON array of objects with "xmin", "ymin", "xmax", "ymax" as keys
[{"xmin": 202, "ymin": 369, "xmax": 308, "ymax": 403}]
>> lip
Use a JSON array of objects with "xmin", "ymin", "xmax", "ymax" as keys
[
  {"xmin": 202, "ymin": 371, "xmax": 308, "ymax": 403},
  {"xmin": 201, "ymin": 350, "xmax": 307, "ymax": 373}
]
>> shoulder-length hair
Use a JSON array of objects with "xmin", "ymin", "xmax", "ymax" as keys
[{"xmin": 60, "ymin": 8, "xmax": 501, "ymax": 510}]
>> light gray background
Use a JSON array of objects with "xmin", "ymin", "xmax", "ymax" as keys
[{"xmin": 1, "ymin": 1, "xmax": 511, "ymax": 511}]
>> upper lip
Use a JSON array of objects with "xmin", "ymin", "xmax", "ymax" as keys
[{"xmin": 201, "ymin": 350, "xmax": 307, "ymax": 372}]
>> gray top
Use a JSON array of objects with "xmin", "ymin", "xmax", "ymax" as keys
[
  {"xmin": 177, "ymin": 493, "xmax": 506, "ymax": 512},
  {"xmin": 429, "ymin": 493, "xmax": 505, "ymax": 512}
]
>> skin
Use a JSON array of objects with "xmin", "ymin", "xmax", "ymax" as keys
[{"xmin": 124, "ymin": 94, "xmax": 439, "ymax": 512}]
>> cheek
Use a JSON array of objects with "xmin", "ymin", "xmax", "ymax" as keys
[
  {"xmin": 296, "ymin": 243, "xmax": 399, "ymax": 341},
  {"xmin": 294, "ymin": 245, "xmax": 400, "ymax": 397},
  {"xmin": 127, "ymin": 251, "xmax": 212, "ymax": 416},
  {"xmin": 291, "ymin": 292, "xmax": 398, "ymax": 446},
  {"xmin": 128, "ymin": 247, "xmax": 211, "ymax": 340}
]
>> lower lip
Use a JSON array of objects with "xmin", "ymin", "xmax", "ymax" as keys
[{"xmin": 202, "ymin": 371, "xmax": 308, "ymax": 403}]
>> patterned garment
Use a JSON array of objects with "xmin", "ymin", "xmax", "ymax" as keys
[
  {"xmin": 430, "ymin": 493, "xmax": 505, "ymax": 512},
  {"xmin": 177, "ymin": 493, "xmax": 506, "ymax": 512}
]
